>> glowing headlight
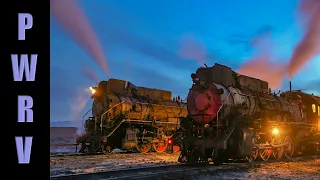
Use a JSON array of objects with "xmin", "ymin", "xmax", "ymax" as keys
[
  {"xmin": 89, "ymin": 87, "xmax": 96, "ymax": 94},
  {"xmin": 272, "ymin": 128, "xmax": 279, "ymax": 135}
]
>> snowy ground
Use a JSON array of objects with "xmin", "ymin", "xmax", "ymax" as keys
[
  {"xmin": 50, "ymin": 151, "xmax": 180, "ymax": 176},
  {"xmin": 50, "ymin": 145, "xmax": 79, "ymax": 154},
  {"xmin": 186, "ymin": 156, "xmax": 320, "ymax": 180},
  {"xmin": 51, "ymin": 152, "xmax": 320, "ymax": 179},
  {"xmin": 50, "ymin": 136, "xmax": 80, "ymax": 155}
]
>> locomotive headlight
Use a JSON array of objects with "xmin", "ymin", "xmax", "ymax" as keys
[
  {"xmin": 272, "ymin": 128, "xmax": 279, "ymax": 135},
  {"xmin": 89, "ymin": 86, "xmax": 96, "ymax": 94}
]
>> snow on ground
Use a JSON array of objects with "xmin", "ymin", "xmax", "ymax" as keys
[
  {"xmin": 187, "ymin": 156, "xmax": 320, "ymax": 180},
  {"xmin": 51, "ymin": 153, "xmax": 320, "ymax": 179},
  {"xmin": 50, "ymin": 152, "xmax": 180, "ymax": 176},
  {"xmin": 50, "ymin": 146, "xmax": 79, "ymax": 154},
  {"xmin": 50, "ymin": 137, "xmax": 79, "ymax": 154}
]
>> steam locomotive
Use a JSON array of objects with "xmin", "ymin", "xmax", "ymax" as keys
[
  {"xmin": 178, "ymin": 63, "xmax": 320, "ymax": 165},
  {"xmin": 77, "ymin": 78, "xmax": 187, "ymax": 154}
]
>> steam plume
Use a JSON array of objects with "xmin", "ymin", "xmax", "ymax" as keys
[
  {"xmin": 288, "ymin": 0, "xmax": 320, "ymax": 78},
  {"xmin": 178, "ymin": 34, "xmax": 207, "ymax": 66},
  {"xmin": 81, "ymin": 66, "xmax": 99, "ymax": 84},
  {"xmin": 238, "ymin": 0, "xmax": 320, "ymax": 89},
  {"xmin": 237, "ymin": 28, "xmax": 286, "ymax": 89},
  {"xmin": 124, "ymin": 59, "xmax": 132, "ymax": 81},
  {"xmin": 238, "ymin": 54, "xmax": 287, "ymax": 89},
  {"xmin": 50, "ymin": 0, "xmax": 109, "ymax": 77},
  {"xmin": 70, "ymin": 88, "xmax": 92, "ymax": 135}
]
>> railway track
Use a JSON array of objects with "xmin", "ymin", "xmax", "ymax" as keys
[
  {"xmin": 50, "ymin": 154, "xmax": 320, "ymax": 180},
  {"xmin": 50, "ymin": 152, "xmax": 101, "ymax": 158},
  {"xmin": 50, "ymin": 150, "xmax": 178, "ymax": 158},
  {"xmin": 50, "ymin": 164, "xmax": 232, "ymax": 180}
]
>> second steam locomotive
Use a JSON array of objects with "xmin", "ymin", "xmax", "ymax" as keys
[
  {"xmin": 77, "ymin": 78, "xmax": 187, "ymax": 154},
  {"xmin": 178, "ymin": 63, "xmax": 320, "ymax": 165}
]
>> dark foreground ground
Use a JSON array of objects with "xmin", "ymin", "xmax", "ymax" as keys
[
  {"xmin": 51, "ymin": 152, "xmax": 319, "ymax": 180},
  {"xmin": 185, "ymin": 156, "xmax": 320, "ymax": 180}
]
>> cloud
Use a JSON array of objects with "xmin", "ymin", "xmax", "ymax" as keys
[
  {"xmin": 295, "ymin": 79, "xmax": 320, "ymax": 95},
  {"xmin": 129, "ymin": 67, "xmax": 189, "ymax": 97},
  {"xmin": 223, "ymin": 25, "xmax": 274, "ymax": 48},
  {"xmin": 98, "ymin": 28, "xmax": 197, "ymax": 69}
]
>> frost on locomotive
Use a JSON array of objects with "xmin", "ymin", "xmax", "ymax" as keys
[
  {"xmin": 77, "ymin": 78, "xmax": 187, "ymax": 154},
  {"xmin": 178, "ymin": 63, "xmax": 320, "ymax": 164}
]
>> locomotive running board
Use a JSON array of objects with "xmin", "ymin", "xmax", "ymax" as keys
[
  {"xmin": 105, "ymin": 119, "xmax": 180, "ymax": 138},
  {"xmin": 255, "ymin": 143, "xmax": 285, "ymax": 150}
]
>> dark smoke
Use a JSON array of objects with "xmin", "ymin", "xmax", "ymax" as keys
[
  {"xmin": 81, "ymin": 66, "xmax": 99, "ymax": 84},
  {"xmin": 50, "ymin": 0, "xmax": 109, "ymax": 77},
  {"xmin": 288, "ymin": 0, "xmax": 320, "ymax": 78}
]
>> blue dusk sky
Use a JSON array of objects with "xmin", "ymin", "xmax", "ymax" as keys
[{"xmin": 50, "ymin": 0, "xmax": 320, "ymax": 126}]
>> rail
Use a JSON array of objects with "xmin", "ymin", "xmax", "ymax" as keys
[
  {"xmin": 216, "ymin": 92, "xmax": 231, "ymax": 135},
  {"xmin": 82, "ymin": 109, "xmax": 92, "ymax": 133},
  {"xmin": 100, "ymin": 101, "xmax": 126, "ymax": 132}
]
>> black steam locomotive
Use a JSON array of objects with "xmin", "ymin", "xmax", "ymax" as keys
[{"xmin": 178, "ymin": 63, "xmax": 320, "ymax": 165}]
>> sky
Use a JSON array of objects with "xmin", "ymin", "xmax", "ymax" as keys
[{"xmin": 50, "ymin": 0, "xmax": 320, "ymax": 126}]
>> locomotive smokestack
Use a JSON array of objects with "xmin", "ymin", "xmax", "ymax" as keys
[{"xmin": 290, "ymin": 81, "xmax": 292, "ymax": 92}]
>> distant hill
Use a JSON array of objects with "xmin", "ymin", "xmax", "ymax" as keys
[{"xmin": 50, "ymin": 121, "xmax": 80, "ymax": 127}]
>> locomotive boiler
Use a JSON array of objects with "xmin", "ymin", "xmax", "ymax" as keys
[
  {"xmin": 178, "ymin": 63, "xmax": 319, "ymax": 165},
  {"xmin": 77, "ymin": 78, "xmax": 187, "ymax": 154}
]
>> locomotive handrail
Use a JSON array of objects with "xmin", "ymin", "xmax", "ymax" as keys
[
  {"xmin": 99, "ymin": 100, "xmax": 186, "ymax": 133},
  {"xmin": 100, "ymin": 101, "xmax": 127, "ymax": 132},
  {"xmin": 82, "ymin": 109, "xmax": 92, "ymax": 133},
  {"xmin": 216, "ymin": 92, "xmax": 232, "ymax": 134},
  {"xmin": 129, "ymin": 101, "xmax": 186, "ymax": 108},
  {"xmin": 105, "ymin": 119, "xmax": 178, "ymax": 138}
]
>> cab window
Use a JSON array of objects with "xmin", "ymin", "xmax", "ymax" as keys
[{"xmin": 312, "ymin": 104, "xmax": 316, "ymax": 113}]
